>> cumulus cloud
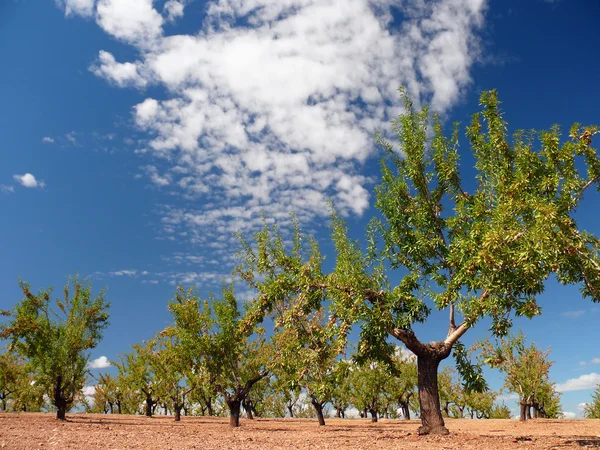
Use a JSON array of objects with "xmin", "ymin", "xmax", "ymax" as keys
[
  {"xmin": 561, "ymin": 411, "xmax": 576, "ymax": 419},
  {"xmin": 88, "ymin": 356, "xmax": 111, "ymax": 369},
  {"xmin": 556, "ymin": 373, "xmax": 600, "ymax": 392},
  {"xmin": 91, "ymin": 51, "xmax": 147, "ymax": 88},
  {"xmin": 42, "ymin": 136, "xmax": 55, "ymax": 143},
  {"xmin": 82, "ymin": 385, "xmax": 96, "ymax": 397},
  {"xmin": 69, "ymin": 0, "xmax": 487, "ymax": 268},
  {"xmin": 13, "ymin": 173, "xmax": 44, "ymax": 189},
  {"xmin": 56, "ymin": 0, "xmax": 95, "ymax": 17}
]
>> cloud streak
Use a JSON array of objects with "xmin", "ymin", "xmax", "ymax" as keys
[{"xmin": 556, "ymin": 373, "xmax": 600, "ymax": 392}]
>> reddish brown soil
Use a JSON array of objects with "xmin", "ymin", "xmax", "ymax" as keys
[{"xmin": 1, "ymin": 413, "xmax": 599, "ymax": 449}]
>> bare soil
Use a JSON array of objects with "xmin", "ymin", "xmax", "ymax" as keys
[{"xmin": 1, "ymin": 413, "xmax": 599, "ymax": 449}]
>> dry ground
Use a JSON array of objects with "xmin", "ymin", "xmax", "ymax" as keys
[{"xmin": 1, "ymin": 413, "xmax": 599, "ymax": 449}]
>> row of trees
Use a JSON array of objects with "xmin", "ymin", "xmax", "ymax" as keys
[{"xmin": 1, "ymin": 89, "xmax": 599, "ymax": 434}]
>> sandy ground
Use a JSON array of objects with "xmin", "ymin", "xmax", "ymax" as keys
[{"xmin": 0, "ymin": 413, "xmax": 599, "ymax": 449}]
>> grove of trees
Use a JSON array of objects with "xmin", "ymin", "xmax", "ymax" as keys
[{"xmin": 0, "ymin": 90, "xmax": 599, "ymax": 435}]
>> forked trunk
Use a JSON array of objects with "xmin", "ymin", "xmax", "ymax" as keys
[
  {"xmin": 228, "ymin": 400, "xmax": 242, "ymax": 428},
  {"xmin": 311, "ymin": 398, "xmax": 326, "ymax": 426},
  {"xmin": 417, "ymin": 354, "xmax": 448, "ymax": 435}
]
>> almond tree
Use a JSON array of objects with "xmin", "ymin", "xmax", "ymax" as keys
[
  {"xmin": 115, "ymin": 345, "xmax": 160, "ymax": 417},
  {"xmin": 476, "ymin": 332, "xmax": 561, "ymax": 420},
  {"xmin": 348, "ymin": 360, "xmax": 394, "ymax": 422},
  {"xmin": 0, "ymin": 277, "xmax": 109, "ymax": 420},
  {"xmin": 583, "ymin": 385, "xmax": 600, "ymax": 419},
  {"xmin": 238, "ymin": 222, "xmax": 347, "ymax": 426},
  {"xmin": 0, "ymin": 350, "xmax": 23, "ymax": 411},
  {"xmin": 333, "ymin": 91, "xmax": 600, "ymax": 433},
  {"xmin": 168, "ymin": 286, "xmax": 270, "ymax": 428}
]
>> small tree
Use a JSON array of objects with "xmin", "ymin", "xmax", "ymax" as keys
[
  {"xmin": 477, "ymin": 332, "xmax": 561, "ymax": 420},
  {"xmin": 115, "ymin": 345, "xmax": 160, "ymax": 417},
  {"xmin": 348, "ymin": 360, "xmax": 394, "ymax": 422},
  {"xmin": 583, "ymin": 385, "xmax": 600, "ymax": 418},
  {"xmin": 0, "ymin": 350, "xmax": 24, "ymax": 411},
  {"xmin": 489, "ymin": 403, "xmax": 511, "ymax": 419},
  {"xmin": 0, "ymin": 277, "xmax": 109, "ymax": 420},
  {"xmin": 168, "ymin": 286, "xmax": 270, "ymax": 428}
]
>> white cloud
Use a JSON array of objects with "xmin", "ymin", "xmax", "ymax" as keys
[
  {"xmin": 556, "ymin": 373, "xmax": 600, "ymax": 392},
  {"xmin": 164, "ymin": 0, "xmax": 187, "ymax": 22},
  {"xmin": 0, "ymin": 185, "xmax": 14, "ymax": 193},
  {"xmin": 71, "ymin": 0, "xmax": 487, "ymax": 268},
  {"xmin": 592, "ymin": 358, "xmax": 600, "ymax": 364},
  {"xmin": 497, "ymin": 393, "xmax": 519, "ymax": 402},
  {"xmin": 110, "ymin": 269, "xmax": 138, "ymax": 277},
  {"xmin": 82, "ymin": 385, "xmax": 96, "ymax": 397},
  {"xmin": 578, "ymin": 402, "xmax": 588, "ymax": 411},
  {"xmin": 42, "ymin": 137, "xmax": 55, "ymax": 143},
  {"xmin": 561, "ymin": 411, "xmax": 576, "ymax": 419},
  {"xmin": 91, "ymin": 51, "xmax": 147, "ymax": 88},
  {"xmin": 13, "ymin": 173, "xmax": 44, "ymax": 189},
  {"xmin": 56, "ymin": 0, "xmax": 95, "ymax": 17},
  {"xmin": 88, "ymin": 356, "xmax": 111, "ymax": 369},
  {"xmin": 66, "ymin": 131, "xmax": 77, "ymax": 145},
  {"xmin": 96, "ymin": 0, "xmax": 163, "ymax": 45},
  {"xmin": 562, "ymin": 310, "xmax": 585, "ymax": 318}
]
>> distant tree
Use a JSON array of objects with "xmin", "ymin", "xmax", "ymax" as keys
[
  {"xmin": 389, "ymin": 348, "xmax": 418, "ymax": 420},
  {"xmin": 330, "ymin": 360, "xmax": 352, "ymax": 419},
  {"xmin": 583, "ymin": 385, "xmax": 600, "ymax": 418},
  {"xmin": 147, "ymin": 332, "xmax": 194, "ymax": 421},
  {"xmin": 477, "ymin": 332, "xmax": 561, "ymax": 420},
  {"xmin": 115, "ymin": 344, "xmax": 160, "ymax": 417},
  {"xmin": 87, "ymin": 373, "xmax": 121, "ymax": 414},
  {"xmin": 168, "ymin": 286, "xmax": 270, "ymax": 428},
  {"xmin": 348, "ymin": 360, "xmax": 394, "ymax": 423},
  {"xmin": 238, "ymin": 221, "xmax": 346, "ymax": 426},
  {"xmin": 0, "ymin": 277, "xmax": 109, "ymax": 420},
  {"xmin": 0, "ymin": 350, "xmax": 23, "ymax": 411},
  {"xmin": 489, "ymin": 403, "xmax": 511, "ymax": 419}
]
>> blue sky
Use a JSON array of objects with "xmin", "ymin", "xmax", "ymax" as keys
[{"xmin": 1, "ymin": 0, "xmax": 600, "ymax": 418}]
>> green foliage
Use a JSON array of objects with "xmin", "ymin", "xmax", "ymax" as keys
[
  {"xmin": 115, "ymin": 344, "xmax": 159, "ymax": 415},
  {"xmin": 0, "ymin": 276, "xmax": 109, "ymax": 417},
  {"xmin": 489, "ymin": 403, "xmax": 512, "ymax": 419},
  {"xmin": 168, "ymin": 285, "xmax": 270, "ymax": 415},
  {"xmin": 476, "ymin": 331, "xmax": 561, "ymax": 419},
  {"xmin": 583, "ymin": 385, "xmax": 600, "ymax": 419}
]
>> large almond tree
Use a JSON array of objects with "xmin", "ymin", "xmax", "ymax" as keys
[{"xmin": 240, "ymin": 90, "xmax": 600, "ymax": 434}]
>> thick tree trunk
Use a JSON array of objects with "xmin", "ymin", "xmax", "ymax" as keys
[
  {"xmin": 228, "ymin": 400, "xmax": 242, "ymax": 428},
  {"xmin": 362, "ymin": 408, "xmax": 368, "ymax": 419},
  {"xmin": 117, "ymin": 401, "xmax": 122, "ymax": 415},
  {"xmin": 312, "ymin": 399, "xmax": 326, "ymax": 426},
  {"xmin": 520, "ymin": 402, "xmax": 527, "ymax": 421},
  {"xmin": 207, "ymin": 399, "xmax": 214, "ymax": 417},
  {"xmin": 417, "ymin": 354, "xmax": 448, "ymax": 435},
  {"xmin": 525, "ymin": 404, "xmax": 532, "ymax": 420},
  {"xmin": 287, "ymin": 405, "xmax": 294, "ymax": 418},
  {"xmin": 54, "ymin": 376, "xmax": 67, "ymax": 421},
  {"xmin": 108, "ymin": 403, "xmax": 114, "ymax": 415},
  {"xmin": 370, "ymin": 408, "xmax": 378, "ymax": 423},
  {"xmin": 174, "ymin": 404, "xmax": 182, "ymax": 422}
]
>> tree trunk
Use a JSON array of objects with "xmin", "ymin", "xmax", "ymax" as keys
[
  {"xmin": 207, "ymin": 399, "xmax": 213, "ymax": 416},
  {"xmin": 288, "ymin": 405, "xmax": 294, "ymax": 418},
  {"xmin": 174, "ymin": 404, "xmax": 182, "ymax": 422},
  {"xmin": 370, "ymin": 408, "xmax": 378, "ymax": 423},
  {"xmin": 243, "ymin": 400, "xmax": 254, "ymax": 419},
  {"xmin": 520, "ymin": 402, "xmax": 527, "ymax": 421},
  {"xmin": 54, "ymin": 376, "xmax": 67, "ymax": 421},
  {"xmin": 416, "ymin": 354, "xmax": 448, "ymax": 435},
  {"xmin": 145, "ymin": 395, "xmax": 154, "ymax": 418},
  {"xmin": 362, "ymin": 408, "xmax": 368, "ymax": 419},
  {"xmin": 108, "ymin": 402, "xmax": 114, "ymax": 414},
  {"xmin": 400, "ymin": 402, "xmax": 410, "ymax": 420},
  {"xmin": 117, "ymin": 401, "xmax": 122, "ymax": 415},
  {"xmin": 312, "ymin": 398, "xmax": 326, "ymax": 426},
  {"xmin": 228, "ymin": 400, "xmax": 242, "ymax": 428}
]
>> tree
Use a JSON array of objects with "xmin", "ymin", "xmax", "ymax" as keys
[
  {"xmin": 238, "ymin": 221, "xmax": 347, "ymax": 426},
  {"xmin": 348, "ymin": 360, "xmax": 394, "ymax": 422},
  {"xmin": 0, "ymin": 277, "xmax": 109, "ymax": 420},
  {"xmin": 477, "ymin": 332, "xmax": 561, "ymax": 420},
  {"xmin": 168, "ymin": 286, "xmax": 270, "ymax": 428},
  {"xmin": 115, "ymin": 344, "xmax": 160, "ymax": 417},
  {"xmin": 389, "ymin": 348, "xmax": 418, "ymax": 420},
  {"xmin": 489, "ymin": 403, "xmax": 511, "ymax": 419},
  {"xmin": 0, "ymin": 350, "xmax": 23, "ymax": 411},
  {"xmin": 583, "ymin": 385, "xmax": 600, "ymax": 418}
]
